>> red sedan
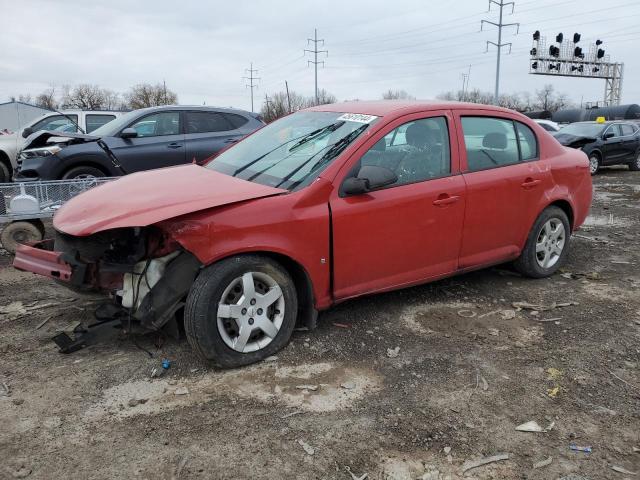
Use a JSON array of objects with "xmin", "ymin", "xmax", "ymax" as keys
[{"xmin": 14, "ymin": 101, "xmax": 592, "ymax": 367}]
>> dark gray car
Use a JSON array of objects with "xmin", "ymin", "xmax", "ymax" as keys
[{"xmin": 15, "ymin": 106, "xmax": 264, "ymax": 180}]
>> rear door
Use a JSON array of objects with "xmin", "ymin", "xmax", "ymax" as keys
[
  {"xmin": 104, "ymin": 111, "xmax": 186, "ymax": 173},
  {"xmin": 184, "ymin": 111, "xmax": 246, "ymax": 163},
  {"xmin": 330, "ymin": 110, "xmax": 466, "ymax": 299},
  {"xmin": 601, "ymin": 124, "xmax": 625, "ymax": 164},
  {"xmin": 619, "ymin": 123, "xmax": 639, "ymax": 161},
  {"xmin": 455, "ymin": 111, "xmax": 551, "ymax": 268}
]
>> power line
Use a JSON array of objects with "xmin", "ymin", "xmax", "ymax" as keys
[
  {"xmin": 482, "ymin": 0, "xmax": 520, "ymax": 104},
  {"xmin": 242, "ymin": 62, "xmax": 260, "ymax": 113},
  {"xmin": 304, "ymin": 28, "xmax": 328, "ymax": 105}
]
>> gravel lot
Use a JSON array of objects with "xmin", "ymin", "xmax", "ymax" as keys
[{"xmin": 1, "ymin": 169, "xmax": 639, "ymax": 480}]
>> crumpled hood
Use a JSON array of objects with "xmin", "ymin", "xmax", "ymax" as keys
[
  {"xmin": 553, "ymin": 133, "xmax": 597, "ymax": 149},
  {"xmin": 54, "ymin": 164, "xmax": 286, "ymax": 236},
  {"xmin": 22, "ymin": 130, "xmax": 99, "ymax": 150}
]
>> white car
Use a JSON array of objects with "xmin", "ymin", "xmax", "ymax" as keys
[
  {"xmin": 0, "ymin": 110, "xmax": 123, "ymax": 182},
  {"xmin": 534, "ymin": 119, "xmax": 560, "ymax": 132}
]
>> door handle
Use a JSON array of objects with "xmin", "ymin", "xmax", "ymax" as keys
[
  {"xmin": 521, "ymin": 178, "xmax": 541, "ymax": 188},
  {"xmin": 167, "ymin": 143, "xmax": 183, "ymax": 149},
  {"xmin": 432, "ymin": 193, "xmax": 460, "ymax": 206}
]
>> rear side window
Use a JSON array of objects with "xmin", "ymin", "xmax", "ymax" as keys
[
  {"xmin": 621, "ymin": 124, "xmax": 635, "ymax": 136},
  {"xmin": 185, "ymin": 112, "xmax": 233, "ymax": 133},
  {"xmin": 461, "ymin": 117, "xmax": 519, "ymax": 171},
  {"xmin": 86, "ymin": 114, "xmax": 116, "ymax": 133},
  {"xmin": 515, "ymin": 122, "xmax": 538, "ymax": 160},
  {"xmin": 223, "ymin": 113, "xmax": 249, "ymax": 129}
]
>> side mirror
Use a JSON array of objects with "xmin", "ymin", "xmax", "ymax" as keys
[
  {"xmin": 342, "ymin": 165, "xmax": 398, "ymax": 195},
  {"xmin": 603, "ymin": 131, "xmax": 615, "ymax": 140},
  {"xmin": 21, "ymin": 127, "xmax": 33, "ymax": 138},
  {"xmin": 120, "ymin": 128, "xmax": 138, "ymax": 139}
]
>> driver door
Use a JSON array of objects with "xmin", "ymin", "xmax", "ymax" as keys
[{"xmin": 329, "ymin": 111, "xmax": 466, "ymax": 300}]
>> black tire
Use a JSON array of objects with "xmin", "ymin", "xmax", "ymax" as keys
[
  {"xmin": 184, "ymin": 255, "xmax": 298, "ymax": 368},
  {"xmin": 629, "ymin": 152, "xmax": 640, "ymax": 171},
  {"xmin": 61, "ymin": 165, "xmax": 105, "ymax": 180},
  {"xmin": 30, "ymin": 219, "xmax": 46, "ymax": 238},
  {"xmin": 514, "ymin": 206, "xmax": 571, "ymax": 278},
  {"xmin": 588, "ymin": 153, "xmax": 600, "ymax": 176},
  {"xmin": 0, "ymin": 160, "xmax": 11, "ymax": 183},
  {"xmin": 0, "ymin": 221, "xmax": 43, "ymax": 254}
]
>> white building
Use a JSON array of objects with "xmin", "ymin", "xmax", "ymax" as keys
[{"xmin": 0, "ymin": 101, "xmax": 51, "ymax": 133}]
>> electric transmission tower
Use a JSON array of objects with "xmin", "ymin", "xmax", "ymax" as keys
[
  {"xmin": 481, "ymin": 0, "xmax": 519, "ymax": 105},
  {"xmin": 243, "ymin": 62, "xmax": 260, "ymax": 112},
  {"xmin": 304, "ymin": 28, "xmax": 328, "ymax": 105}
]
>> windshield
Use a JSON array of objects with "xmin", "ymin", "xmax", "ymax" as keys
[
  {"xmin": 90, "ymin": 110, "xmax": 140, "ymax": 137},
  {"xmin": 207, "ymin": 111, "xmax": 378, "ymax": 190},
  {"xmin": 558, "ymin": 123, "xmax": 605, "ymax": 137}
]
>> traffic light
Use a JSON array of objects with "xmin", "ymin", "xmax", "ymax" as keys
[
  {"xmin": 571, "ymin": 65, "xmax": 584, "ymax": 73},
  {"xmin": 597, "ymin": 48, "xmax": 605, "ymax": 59},
  {"xmin": 533, "ymin": 30, "xmax": 540, "ymax": 41},
  {"xmin": 595, "ymin": 39, "xmax": 603, "ymax": 46},
  {"xmin": 573, "ymin": 33, "xmax": 581, "ymax": 43},
  {"xmin": 574, "ymin": 47, "xmax": 584, "ymax": 59},
  {"xmin": 549, "ymin": 45, "xmax": 560, "ymax": 57},
  {"xmin": 531, "ymin": 61, "xmax": 538, "ymax": 70},
  {"xmin": 530, "ymin": 47, "xmax": 537, "ymax": 56},
  {"xmin": 592, "ymin": 67, "xmax": 600, "ymax": 73},
  {"xmin": 556, "ymin": 33, "xmax": 564, "ymax": 43}
]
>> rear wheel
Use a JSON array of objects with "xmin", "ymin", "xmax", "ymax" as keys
[
  {"xmin": 588, "ymin": 154, "xmax": 600, "ymax": 175},
  {"xmin": 514, "ymin": 206, "xmax": 570, "ymax": 278},
  {"xmin": 0, "ymin": 160, "xmax": 11, "ymax": 183},
  {"xmin": 184, "ymin": 255, "xmax": 298, "ymax": 368},
  {"xmin": 629, "ymin": 152, "xmax": 640, "ymax": 171},
  {"xmin": 0, "ymin": 221, "xmax": 43, "ymax": 254},
  {"xmin": 61, "ymin": 165, "xmax": 105, "ymax": 180}
]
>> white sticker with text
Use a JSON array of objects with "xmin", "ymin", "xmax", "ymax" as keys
[{"xmin": 337, "ymin": 113, "xmax": 378, "ymax": 124}]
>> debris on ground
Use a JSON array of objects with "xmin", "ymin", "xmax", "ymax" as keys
[
  {"xmin": 332, "ymin": 322, "xmax": 351, "ymax": 328},
  {"xmin": 11, "ymin": 465, "xmax": 32, "ymax": 478},
  {"xmin": 488, "ymin": 328, "xmax": 500, "ymax": 336},
  {"xmin": 533, "ymin": 456, "xmax": 553, "ymax": 469},
  {"xmin": 608, "ymin": 369, "xmax": 640, "ymax": 391},
  {"xmin": 611, "ymin": 465, "xmax": 637, "ymax": 475},
  {"xmin": 570, "ymin": 444, "xmax": 592, "ymax": 453},
  {"xmin": 0, "ymin": 381, "xmax": 9, "ymax": 397},
  {"xmin": 443, "ymin": 446, "xmax": 452, "ymax": 454},
  {"xmin": 295, "ymin": 384, "xmax": 318, "ymax": 391},
  {"xmin": 500, "ymin": 309, "xmax": 517, "ymax": 320},
  {"xmin": 560, "ymin": 271, "xmax": 601, "ymax": 280},
  {"xmin": 265, "ymin": 355, "xmax": 278, "ymax": 362},
  {"xmin": 297, "ymin": 439, "xmax": 315, "ymax": 455},
  {"xmin": 547, "ymin": 386, "xmax": 560, "ymax": 398},
  {"xmin": 386, "ymin": 346, "xmax": 400, "ymax": 358},
  {"xmin": 461, "ymin": 453, "xmax": 509, "ymax": 473},
  {"xmin": 480, "ymin": 376, "xmax": 488, "ymax": 391},
  {"xmin": 513, "ymin": 301, "xmax": 577, "ymax": 312},
  {"xmin": 457, "ymin": 309, "xmax": 476, "ymax": 318},
  {"xmin": 281, "ymin": 410, "xmax": 303, "ymax": 419},
  {"xmin": 345, "ymin": 466, "xmax": 368, "ymax": 480},
  {"xmin": 127, "ymin": 398, "xmax": 148, "ymax": 408},
  {"xmin": 340, "ymin": 382, "xmax": 356, "ymax": 390},
  {"xmin": 174, "ymin": 386, "xmax": 189, "ymax": 396},
  {"xmin": 515, "ymin": 421, "xmax": 545, "ymax": 432}
]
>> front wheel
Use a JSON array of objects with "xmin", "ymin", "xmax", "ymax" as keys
[
  {"xmin": 0, "ymin": 161, "xmax": 11, "ymax": 183},
  {"xmin": 629, "ymin": 152, "xmax": 640, "ymax": 171},
  {"xmin": 61, "ymin": 165, "xmax": 105, "ymax": 180},
  {"xmin": 588, "ymin": 154, "xmax": 600, "ymax": 175},
  {"xmin": 514, "ymin": 206, "xmax": 571, "ymax": 278},
  {"xmin": 0, "ymin": 220, "xmax": 43, "ymax": 254},
  {"xmin": 184, "ymin": 255, "xmax": 298, "ymax": 368}
]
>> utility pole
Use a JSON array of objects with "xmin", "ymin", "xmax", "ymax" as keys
[
  {"xmin": 481, "ymin": 0, "xmax": 519, "ymax": 105},
  {"xmin": 304, "ymin": 28, "xmax": 328, "ymax": 105},
  {"xmin": 243, "ymin": 62, "xmax": 260, "ymax": 113},
  {"xmin": 264, "ymin": 93, "xmax": 271, "ymax": 119},
  {"xmin": 460, "ymin": 72, "xmax": 469, "ymax": 101},
  {"xmin": 285, "ymin": 80, "xmax": 292, "ymax": 113}
]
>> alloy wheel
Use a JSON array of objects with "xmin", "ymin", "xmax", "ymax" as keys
[
  {"xmin": 589, "ymin": 156, "xmax": 599, "ymax": 175},
  {"xmin": 535, "ymin": 218, "xmax": 566, "ymax": 269},
  {"xmin": 216, "ymin": 271, "xmax": 285, "ymax": 353}
]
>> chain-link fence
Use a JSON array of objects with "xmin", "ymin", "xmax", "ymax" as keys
[{"xmin": 0, "ymin": 178, "xmax": 115, "ymax": 222}]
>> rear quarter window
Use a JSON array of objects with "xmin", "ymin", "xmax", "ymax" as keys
[{"xmin": 515, "ymin": 122, "xmax": 538, "ymax": 160}]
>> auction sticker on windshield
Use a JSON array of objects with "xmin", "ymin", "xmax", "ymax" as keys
[{"xmin": 337, "ymin": 113, "xmax": 378, "ymax": 124}]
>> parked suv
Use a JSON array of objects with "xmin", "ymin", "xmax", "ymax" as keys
[
  {"xmin": 0, "ymin": 110, "xmax": 121, "ymax": 182},
  {"xmin": 15, "ymin": 106, "xmax": 264, "ymax": 180},
  {"xmin": 554, "ymin": 120, "xmax": 640, "ymax": 174}
]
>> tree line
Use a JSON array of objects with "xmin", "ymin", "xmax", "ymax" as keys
[{"xmin": 10, "ymin": 83, "xmax": 178, "ymax": 111}]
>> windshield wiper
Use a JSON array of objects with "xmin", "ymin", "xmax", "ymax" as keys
[
  {"xmin": 287, "ymin": 121, "xmax": 345, "ymax": 151},
  {"xmin": 230, "ymin": 121, "xmax": 345, "ymax": 177},
  {"xmin": 277, "ymin": 124, "xmax": 370, "ymax": 189}
]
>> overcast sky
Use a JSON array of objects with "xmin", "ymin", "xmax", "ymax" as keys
[{"xmin": 2, "ymin": 0, "xmax": 639, "ymax": 111}]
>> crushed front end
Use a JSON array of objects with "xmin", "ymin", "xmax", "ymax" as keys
[{"xmin": 14, "ymin": 227, "xmax": 201, "ymax": 331}]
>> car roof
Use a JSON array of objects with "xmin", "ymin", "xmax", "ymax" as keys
[
  {"xmin": 135, "ymin": 105, "xmax": 256, "ymax": 116},
  {"xmin": 304, "ymin": 100, "xmax": 519, "ymax": 117}
]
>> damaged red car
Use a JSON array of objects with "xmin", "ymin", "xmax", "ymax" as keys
[{"xmin": 14, "ymin": 101, "xmax": 592, "ymax": 367}]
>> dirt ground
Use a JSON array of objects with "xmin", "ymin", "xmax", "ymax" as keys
[{"xmin": 1, "ymin": 169, "xmax": 639, "ymax": 480}]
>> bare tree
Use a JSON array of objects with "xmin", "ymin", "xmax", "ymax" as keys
[
  {"xmin": 382, "ymin": 89, "xmax": 415, "ymax": 100},
  {"xmin": 61, "ymin": 84, "xmax": 109, "ymax": 109},
  {"xmin": 124, "ymin": 83, "xmax": 178, "ymax": 109},
  {"xmin": 316, "ymin": 89, "xmax": 337, "ymax": 105},
  {"xmin": 533, "ymin": 84, "xmax": 573, "ymax": 112},
  {"xmin": 35, "ymin": 88, "xmax": 58, "ymax": 110},
  {"xmin": 261, "ymin": 89, "xmax": 337, "ymax": 123}
]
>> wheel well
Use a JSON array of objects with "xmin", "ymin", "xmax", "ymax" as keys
[
  {"xmin": 62, "ymin": 162, "xmax": 109, "ymax": 178},
  {"xmin": 0, "ymin": 150, "xmax": 13, "ymax": 176},
  {"xmin": 588, "ymin": 149, "xmax": 602, "ymax": 160},
  {"xmin": 548, "ymin": 200, "xmax": 574, "ymax": 230}
]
